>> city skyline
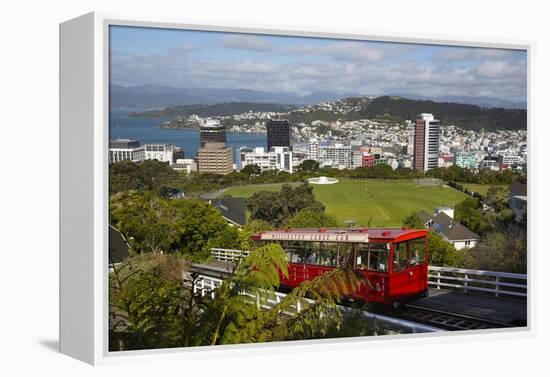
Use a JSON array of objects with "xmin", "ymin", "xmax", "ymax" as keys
[{"xmin": 110, "ymin": 26, "xmax": 527, "ymax": 103}]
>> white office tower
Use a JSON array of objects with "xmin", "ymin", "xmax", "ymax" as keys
[
  {"xmin": 318, "ymin": 143, "xmax": 352, "ymax": 169},
  {"xmin": 308, "ymin": 138, "xmax": 319, "ymax": 161},
  {"xmin": 413, "ymin": 113, "xmax": 440, "ymax": 171},
  {"xmin": 241, "ymin": 147, "xmax": 293, "ymax": 173}
]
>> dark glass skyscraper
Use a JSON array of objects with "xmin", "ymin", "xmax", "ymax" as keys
[
  {"xmin": 267, "ymin": 119, "xmax": 290, "ymax": 150},
  {"xmin": 200, "ymin": 119, "xmax": 227, "ymax": 148}
]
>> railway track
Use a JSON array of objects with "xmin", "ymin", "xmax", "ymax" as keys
[
  {"xmin": 189, "ymin": 264, "xmax": 518, "ymax": 332},
  {"xmin": 388, "ymin": 304, "xmax": 513, "ymax": 331}
]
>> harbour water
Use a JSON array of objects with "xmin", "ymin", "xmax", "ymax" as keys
[{"xmin": 109, "ymin": 109, "xmax": 266, "ymax": 159}]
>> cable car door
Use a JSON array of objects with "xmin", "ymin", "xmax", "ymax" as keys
[{"xmin": 390, "ymin": 241, "xmax": 415, "ymax": 298}]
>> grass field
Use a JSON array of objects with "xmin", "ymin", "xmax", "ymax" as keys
[
  {"xmin": 463, "ymin": 184, "xmax": 507, "ymax": 196},
  {"xmin": 217, "ymin": 178, "xmax": 469, "ymax": 227}
]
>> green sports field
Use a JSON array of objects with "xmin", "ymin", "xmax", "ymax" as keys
[{"xmin": 217, "ymin": 178, "xmax": 469, "ymax": 227}]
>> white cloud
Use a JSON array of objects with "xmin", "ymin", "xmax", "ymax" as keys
[
  {"xmin": 220, "ymin": 35, "xmax": 274, "ymax": 52},
  {"xmin": 110, "ymin": 42, "xmax": 527, "ymax": 102},
  {"xmin": 434, "ymin": 47, "xmax": 521, "ymax": 62}
]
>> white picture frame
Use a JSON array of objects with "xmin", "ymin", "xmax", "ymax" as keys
[{"xmin": 59, "ymin": 11, "xmax": 534, "ymax": 365}]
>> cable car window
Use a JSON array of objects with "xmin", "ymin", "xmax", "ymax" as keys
[
  {"xmin": 357, "ymin": 243, "xmax": 388, "ymax": 272},
  {"xmin": 393, "ymin": 242, "xmax": 409, "ymax": 272},
  {"xmin": 280, "ymin": 241, "xmax": 304, "ymax": 263},
  {"xmin": 319, "ymin": 242, "xmax": 338, "ymax": 267},
  {"xmin": 338, "ymin": 243, "xmax": 354, "ymax": 268},
  {"xmin": 304, "ymin": 242, "xmax": 321, "ymax": 265},
  {"xmin": 409, "ymin": 238, "xmax": 426, "ymax": 265}
]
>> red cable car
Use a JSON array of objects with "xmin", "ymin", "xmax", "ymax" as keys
[{"xmin": 251, "ymin": 227, "xmax": 429, "ymax": 307}]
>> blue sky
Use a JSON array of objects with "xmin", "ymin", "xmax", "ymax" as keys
[{"xmin": 110, "ymin": 25, "xmax": 527, "ymax": 102}]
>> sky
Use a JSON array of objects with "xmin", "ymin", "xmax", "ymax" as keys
[{"xmin": 110, "ymin": 26, "xmax": 527, "ymax": 102}]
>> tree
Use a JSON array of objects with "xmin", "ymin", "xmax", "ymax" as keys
[
  {"xmin": 467, "ymin": 232, "xmax": 527, "ymax": 273},
  {"xmin": 110, "ymin": 192, "xmax": 232, "ymax": 261},
  {"xmin": 109, "ymin": 254, "xmax": 187, "ymax": 350},
  {"xmin": 485, "ymin": 186, "xmax": 509, "ymax": 212},
  {"xmin": 298, "ymin": 159, "xmax": 320, "ymax": 173},
  {"xmin": 241, "ymin": 164, "xmax": 262, "ymax": 177},
  {"xmin": 215, "ymin": 246, "xmax": 361, "ymax": 344},
  {"xmin": 246, "ymin": 219, "xmax": 274, "ymax": 234},
  {"xmin": 109, "ymin": 191, "xmax": 178, "ymax": 254},
  {"xmin": 286, "ymin": 208, "xmax": 338, "ymax": 228},
  {"xmin": 402, "ymin": 212, "xmax": 424, "ymax": 229},
  {"xmin": 427, "ymin": 231, "xmax": 463, "ymax": 266},
  {"xmin": 109, "ymin": 244, "xmax": 364, "ymax": 350},
  {"xmin": 109, "ymin": 159, "xmax": 186, "ymax": 194},
  {"xmin": 246, "ymin": 183, "xmax": 325, "ymax": 226},
  {"xmin": 454, "ymin": 197, "xmax": 487, "ymax": 234}
]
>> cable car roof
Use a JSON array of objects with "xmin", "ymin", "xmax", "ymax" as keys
[{"xmin": 254, "ymin": 228, "xmax": 428, "ymax": 243}]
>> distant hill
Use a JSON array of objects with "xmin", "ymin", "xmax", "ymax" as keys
[
  {"xmin": 389, "ymin": 94, "xmax": 526, "ymax": 110},
  {"xmin": 127, "ymin": 95, "xmax": 527, "ymax": 131},
  {"xmin": 110, "ymin": 84, "xmax": 525, "ymax": 111},
  {"xmin": 111, "ymin": 84, "xmax": 359, "ymax": 109},
  {"xmin": 362, "ymin": 96, "xmax": 526, "ymax": 131},
  {"xmin": 128, "ymin": 102, "xmax": 297, "ymax": 118}
]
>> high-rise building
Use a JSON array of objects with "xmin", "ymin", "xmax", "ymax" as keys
[
  {"xmin": 413, "ymin": 113, "xmax": 440, "ymax": 171},
  {"xmin": 267, "ymin": 119, "xmax": 290, "ymax": 150},
  {"xmin": 200, "ymin": 119, "xmax": 226, "ymax": 148},
  {"xmin": 197, "ymin": 142, "xmax": 233, "ymax": 175},
  {"xmin": 318, "ymin": 142, "xmax": 352, "ymax": 169},
  {"xmin": 308, "ymin": 138, "xmax": 319, "ymax": 160}
]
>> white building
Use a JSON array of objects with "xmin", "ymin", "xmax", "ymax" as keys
[
  {"xmin": 241, "ymin": 146, "xmax": 293, "ymax": 173},
  {"xmin": 497, "ymin": 154, "xmax": 521, "ymax": 166},
  {"xmin": 109, "ymin": 139, "xmax": 142, "ymax": 163},
  {"xmin": 138, "ymin": 144, "xmax": 175, "ymax": 165},
  {"xmin": 318, "ymin": 143, "xmax": 351, "ymax": 169},
  {"xmin": 413, "ymin": 113, "xmax": 440, "ymax": 171},
  {"xmin": 172, "ymin": 158, "xmax": 197, "ymax": 174},
  {"xmin": 479, "ymin": 158, "xmax": 499, "ymax": 171},
  {"xmin": 351, "ymin": 148, "xmax": 364, "ymax": 169},
  {"xmin": 419, "ymin": 208, "xmax": 480, "ymax": 249},
  {"xmin": 308, "ymin": 138, "xmax": 319, "ymax": 161}
]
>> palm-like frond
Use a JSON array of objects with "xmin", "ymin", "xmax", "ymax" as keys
[{"xmin": 227, "ymin": 268, "xmax": 363, "ymax": 344}]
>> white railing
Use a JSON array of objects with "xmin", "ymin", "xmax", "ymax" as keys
[
  {"xmin": 190, "ymin": 272, "xmax": 441, "ymax": 334},
  {"xmin": 428, "ymin": 266, "xmax": 527, "ymax": 298},
  {"xmin": 210, "ymin": 248, "xmax": 527, "ymax": 299},
  {"xmin": 210, "ymin": 248, "xmax": 250, "ymax": 262}
]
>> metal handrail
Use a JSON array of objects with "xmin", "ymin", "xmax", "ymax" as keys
[
  {"xmin": 210, "ymin": 248, "xmax": 528, "ymax": 298},
  {"xmin": 190, "ymin": 272, "xmax": 441, "ymax": 334},
  {"xmin": 428, "ymin": 266, "xmax": 527, "ymax": 298}
]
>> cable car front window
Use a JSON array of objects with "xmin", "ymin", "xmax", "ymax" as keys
[
  {"xmin": 409, "ymin": 238, "xmax": 426, "ymax": 265},
  {"xmin": 393, "ymin": 242, "xmax": 410, "ymax": 272}
]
